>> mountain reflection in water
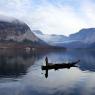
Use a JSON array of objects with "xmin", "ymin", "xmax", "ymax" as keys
[
  {"xmin": 0, "ymin": 49, "xmax": 39, "ymax": 78},
  {"xmin": 0, "ymin": 49, "xmax": 94, "ymax": 95}
]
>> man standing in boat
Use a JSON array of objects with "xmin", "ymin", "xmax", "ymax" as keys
[
  {"xmin": 45, "ymin": 57, "xmax": 48, "ymax": 66},
  {"xmin": 45, "ymin": 57, "xmax": 49, "ymax": 78}
]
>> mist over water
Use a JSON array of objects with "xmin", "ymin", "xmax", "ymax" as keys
[{"xmin": 0, "ymin": 49, "xmax": 95, "ymax": 95}]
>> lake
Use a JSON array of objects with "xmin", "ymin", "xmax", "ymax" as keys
[{"xmin": 0, "ymin": 49, "xmax": 95, "ymax": 95}]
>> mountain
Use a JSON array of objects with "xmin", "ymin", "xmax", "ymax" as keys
[
  {"xmin": 33, "ymin": 30, "xmax": 43, "ymax": 35},
  {"xmin": 54, "ymin": 41, "xmax": 87, "ymax": 48},
  {"xmin": 33, "ymin": 28, "xmax": 95, "ymax": 48},
  {"xmin": 0, "ymin": 16, "xmax": 66, "ymax": 51},
  {"xmin": 0, "ymin": 17, "xmax": 50, "ymax": 45},
  {"xmin": 69, "ymin": 28, "xmax": 95, "ymax": 44},
  {"xmin": 0, "ymin": 17, "xmax": 52, "ymax": 51},
  {"xmin": 0, "ymin": 20, "xmax": 39, "ymax": 42},
  {"xmin": 55, "ymin": 28, "xmax": 95, "ymax": 48},
  {"xmin": 33, "ymin": 30, "xmax": 67, "ymax": 45}
]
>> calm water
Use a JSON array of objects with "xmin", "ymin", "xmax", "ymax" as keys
[{"xmin": 0, "ymin": 49, "xmax": 95, "ymax": 95}]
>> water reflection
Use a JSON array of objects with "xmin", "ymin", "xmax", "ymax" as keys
[
  {"xmin": 0, "ymin": 49, "xmax": 95, "ymax": 95},
  {"xmin": 0, "ymin": 51, "xmax": 36, "ymax": 78},
  {"xmin": 42, "ymin": 57, "xmax": 80, "ymax": 78},
  {"xmin": 42, "ymin": 65, "xmax": 78, "ymax": 78},
  {"xmin": 42, "ymin": 49, "xmax": 95, "ymax": 72}
]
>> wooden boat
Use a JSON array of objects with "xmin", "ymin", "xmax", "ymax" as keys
[
  {"xmin": 42, "ymin": 57, "xmax": 80, "ymax": 70},
  {"xmin": 41, "ymin": 57, "xmax": 80, "ymax": 78}
]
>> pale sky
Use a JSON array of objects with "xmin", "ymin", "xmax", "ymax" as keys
[{"xmin": 0, "ymin": 0, "xmax": 95, "ymax": 36}]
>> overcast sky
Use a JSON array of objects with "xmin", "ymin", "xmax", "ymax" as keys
[{"xmin": 0, "ymin": 0, "xmax": 95, "ymax": 36}]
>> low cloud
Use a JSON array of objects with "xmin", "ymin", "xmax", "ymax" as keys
[{"xmin": 0, "ymin": 0, "xmax": 95, "ymax": 35}]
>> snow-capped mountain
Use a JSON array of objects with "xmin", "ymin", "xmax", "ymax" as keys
[
  {"xmin": 0, "ymin": 16, "xmax": 50, "ymax": 47},
  {"xmin": 33, "ymin": 28, "xmax": 95, "ymax": 48},
  {"xmin": 33, "ymin": 30, "xmax": 67, "ymax": 45},
  {"xmin": 69, "ymin": 28, "xmax": 95, "ymax": 44},
  {"xmin": 0, "ymin": 16, "xmax": 66, "ymax": 50},
  {"xmin": 55, "ymin": 28, "xmax": 95, "ymax": 48},
  {"xmin": 0, "ymin": 20, "xmax": 39, "ymax": 42}
]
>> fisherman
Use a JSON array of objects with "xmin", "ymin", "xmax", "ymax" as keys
[{"xmin": 45, "ymin": 56, "xmax": 48, "ymax": 66}]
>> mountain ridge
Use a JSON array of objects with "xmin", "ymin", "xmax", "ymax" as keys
[
  {"xmin": 33, "ymin": 28, "xmax": 95, "ymax": 48},
  {"xmin": 0, "ymin": 16, "xmax": 66, "ymax": 51}
]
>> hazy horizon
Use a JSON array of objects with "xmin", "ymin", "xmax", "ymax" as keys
[{"xmin": 0, "ymin": 0, "xmax": 95, "ymax": 36}]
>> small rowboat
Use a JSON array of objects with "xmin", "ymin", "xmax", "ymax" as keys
[
  {"xmin": 42, "ymin": 60, "xmax": 80, "ymax": 70},
  {"xmin": 41, "ymin": 57, "xmax": 80, "ymax": 78}
]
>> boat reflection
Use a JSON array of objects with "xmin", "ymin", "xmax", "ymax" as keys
[{"xmin": 41, "ymin": 57, "xmax": 80, "ymax": 78}]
